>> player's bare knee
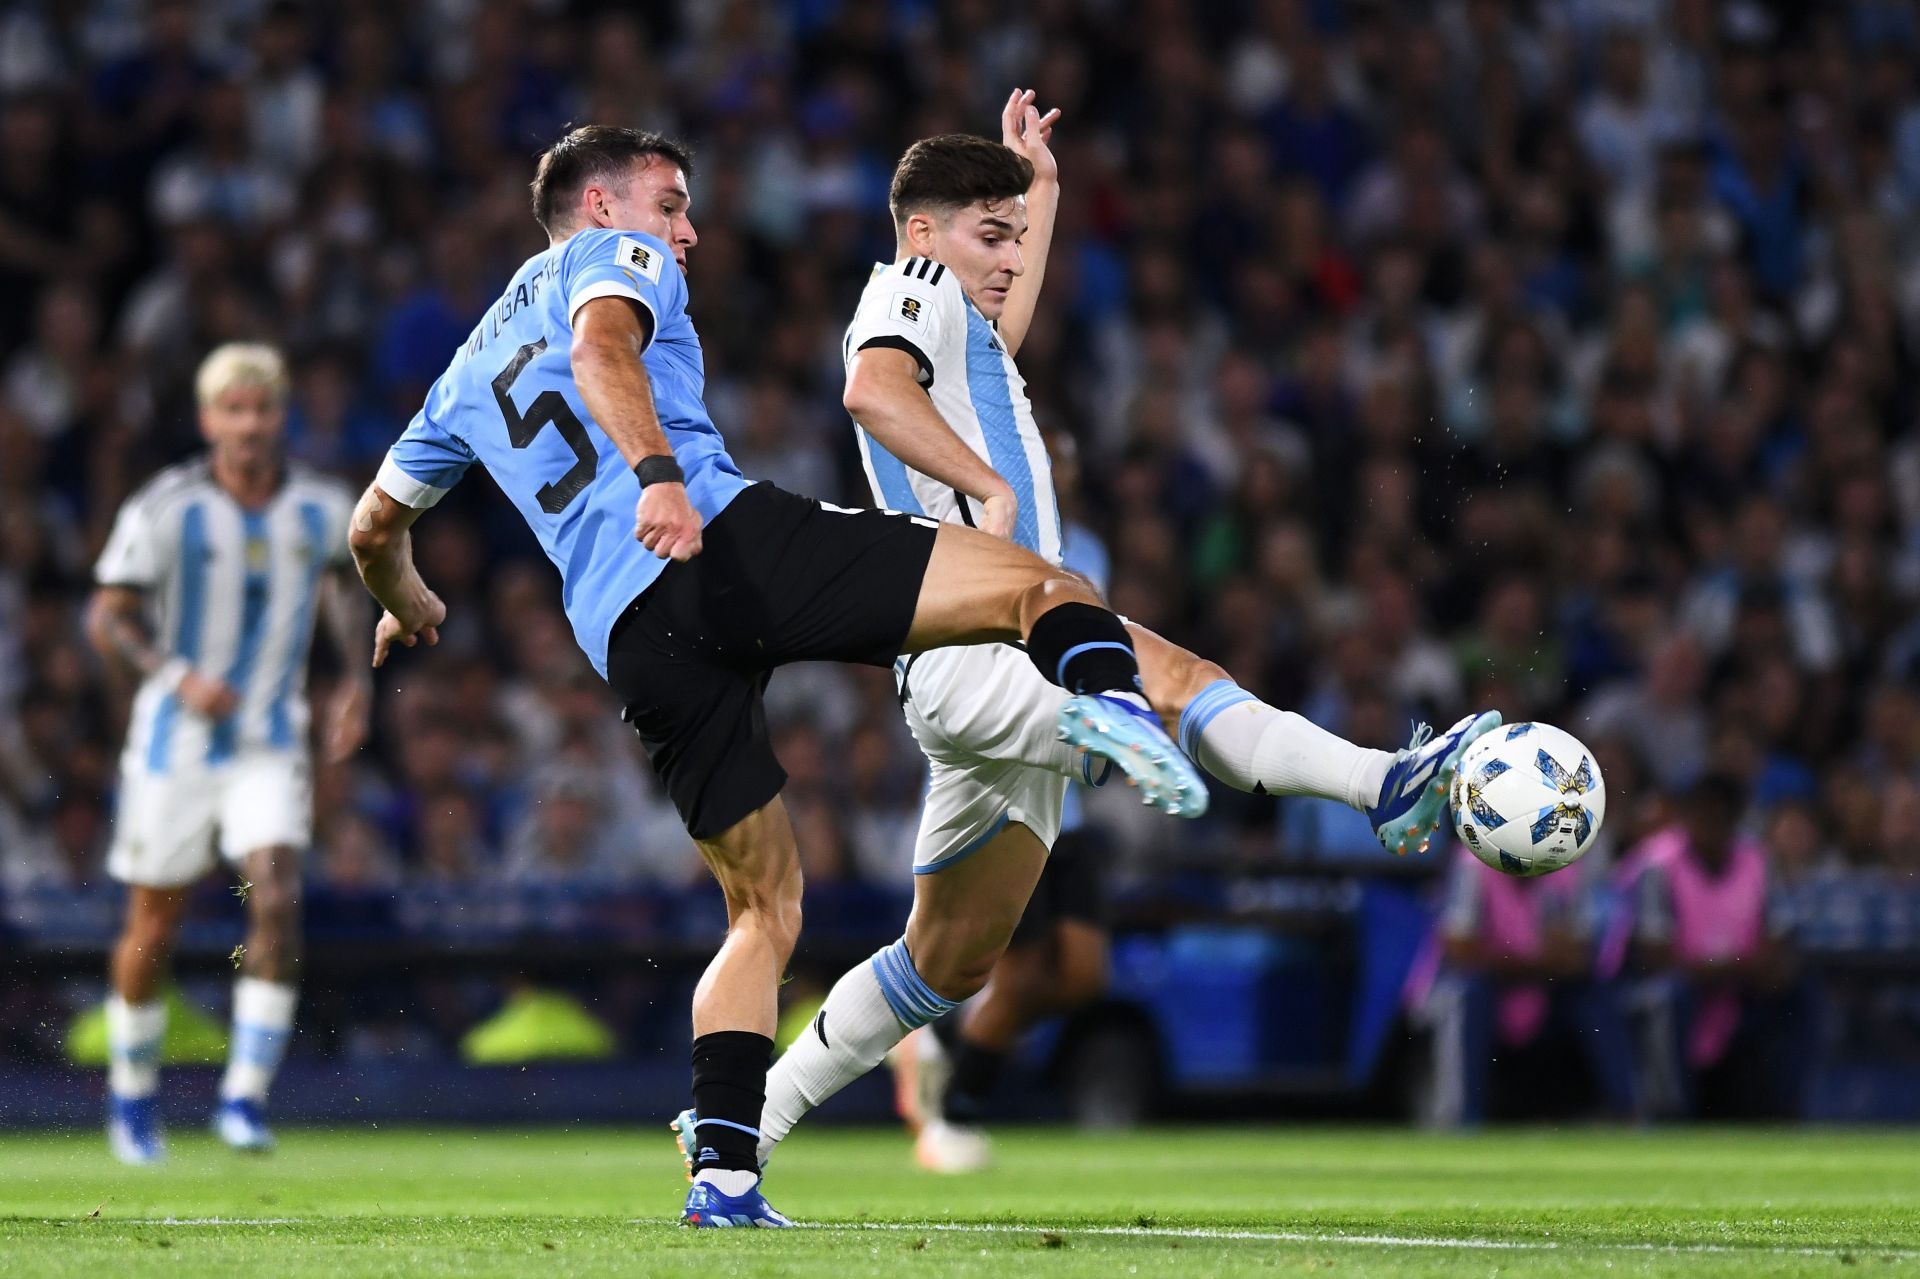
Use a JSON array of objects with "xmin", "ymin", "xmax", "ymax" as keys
[
  {"xmin": 919, "ymin": 945, "xmax": 1000, "ymax": 1004},
  {"xmin": 732, "ymin": 887, "xmax": 802, "ymax": 960}
]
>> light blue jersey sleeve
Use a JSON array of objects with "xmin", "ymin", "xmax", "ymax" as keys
[
  {"xmin": 376, "ymin": 408, "xmax": 476, "ymax": 510},
  {"xmin": 559, "ymin": 228, "xmax": 685, "ymax": 351}
]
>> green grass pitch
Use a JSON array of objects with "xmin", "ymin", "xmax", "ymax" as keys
[{"xmin": 2, "ymin": 1125, "xmax": 1916, "ymax": 1276}]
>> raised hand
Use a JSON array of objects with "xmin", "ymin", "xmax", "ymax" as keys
[{"xmin": 999, "ymin": 87, "xmax": 1061, "ymax": 184}]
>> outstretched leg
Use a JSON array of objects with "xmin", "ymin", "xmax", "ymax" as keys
[
  {"xmin": 1129, "ymin": 624, "xmax": 1393, "ymax": 809},
  {"xmin": 1127, "ymin": 623, "xmax": 1500, "ymax": 855}
]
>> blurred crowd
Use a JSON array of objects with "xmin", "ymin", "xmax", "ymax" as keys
[{"xmin": 6, "ymin": 0, "xmax": 1920, "ymax": 898}]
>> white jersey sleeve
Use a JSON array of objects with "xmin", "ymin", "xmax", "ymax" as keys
[
  {"xmin": 844, "ymin": 256, "xmax": 961, "ymax": 388},
  {"xmin": 95, "ymin": 492, "xmax": 162, "ymax": 588},
  {"xmin": 95, "ymin": 467, "xmax": 197, "ymax": 589}
]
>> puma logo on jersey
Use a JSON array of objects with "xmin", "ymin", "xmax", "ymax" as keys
[{"xmin": 617, "ymin": 236, "xmax": 664, "ymax": 284}]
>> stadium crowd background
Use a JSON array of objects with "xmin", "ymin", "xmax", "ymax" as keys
[{"xmin": 4, "ymin": 0, "xmax": 1920, "ymax": 915}]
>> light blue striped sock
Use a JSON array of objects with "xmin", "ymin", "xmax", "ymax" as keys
[{"xmin": 870, "ymin": 938, "xmax": 960, "ymax": 1029}]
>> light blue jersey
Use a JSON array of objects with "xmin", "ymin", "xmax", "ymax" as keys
[{"xmin": 376, "ymin": 228, "xmax": 750, "ymax": 675}]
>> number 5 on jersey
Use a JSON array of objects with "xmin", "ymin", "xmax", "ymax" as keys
[{"xmin": 493, "ymin": 339, "xmax": 595, "ymax": 515}]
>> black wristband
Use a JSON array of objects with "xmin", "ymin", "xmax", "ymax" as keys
[{"xmin": 634, "ymin": 454, "xmax": 685, "ymax": 487}]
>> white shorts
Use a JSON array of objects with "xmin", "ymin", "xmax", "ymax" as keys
[
  {"xmin": 108, "ymin": 750, "xmax": 312, "ymax": 888},
  {"xmin": 899, "ymin": 643, "xmax": 1083, "ymax": 874}
]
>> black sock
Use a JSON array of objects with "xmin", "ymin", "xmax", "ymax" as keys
[
  {"xmin": 690, "ymin": 1030, "xmax": 773, "ymax": 1174},
  {"xmin": 1024, "ymin": 602, "xmax": 1141, "ymax": 694},
  {"xmin": 942, "ymin": 1038, "xmax": 1008, "ymax": 1126}
]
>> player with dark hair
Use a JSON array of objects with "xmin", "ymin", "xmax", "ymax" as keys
[
  {"xmin": 348, "ymin": 124, "xmax": 1214, "ymax": 1228},
  {"xmin": 746, "ymin": 94, "xmax": 1499, "ymax": 1172}
]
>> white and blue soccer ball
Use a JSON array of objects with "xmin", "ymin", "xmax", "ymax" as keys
[{"xmin": 1448, "ymin": 722, "xmax": 1606, "ymax": 877}]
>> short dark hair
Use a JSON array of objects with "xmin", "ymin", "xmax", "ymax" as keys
[
  {"xmin": 888, "ymin": 134, "xmax": 1033, "ymax": 227},
  {"xmin": 530, "ymin": 126, "xmax": 694, "ymax": 233}
]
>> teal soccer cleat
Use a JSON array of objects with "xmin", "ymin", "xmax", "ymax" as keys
[
  {"xmin": 1367, "ymin": 711, "xmax": 1503, "ymax": 855},
  {"xmin": 1057, "ymin": 694, "xmax": 1209, "ymax": 818}
]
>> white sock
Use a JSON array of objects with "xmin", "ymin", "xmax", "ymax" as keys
[
  {"xmin": 693, "ymin": 1168, "xmax": 760, "ymax": 1195},
  {"xmin": 758, "ymin": 938, "xmax": 956, "ymax": 1165},
  {"xmin": 1180, "ymin": 680, "xmax": 1393, "ymax": 810},
  {"xmin": 107, "ymin": 996, "xmax": 167, "ymax": 1099},
  {"xmin": 220, "ymin": 977, "xmax": 298, "ymax": 1104}
]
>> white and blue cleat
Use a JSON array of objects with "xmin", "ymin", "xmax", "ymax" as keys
[
  {"xmin": 1057, "ymin": 694, "xmax": 1209, "ymax": 818},
  {"xmin": 1368, "ymin": 710, "xmax": 1502, "ymax": 856},
  {"xmin": 213, "ymin": 1097, "xmax": 276, "ymax": 1153},
  {"xmin": 682, "ymin": 1177, "xmax": 793, "ymax": 1228},
  {"xmin": 672, "ymin": 1108, "xmax": 791, "ymax": 1227},
  {"xmin": 107, "ymin": 1094, "xmax": 166, "ymax": 1166}
]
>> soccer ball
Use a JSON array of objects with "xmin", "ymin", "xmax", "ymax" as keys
[{"xmin": 1448, "ymin": 722, "xmax": 1606, "ymax": 877}]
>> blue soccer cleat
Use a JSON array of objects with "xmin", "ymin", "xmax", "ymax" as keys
[
  {"xmin": 107, "ymin": 1094, "xmax": 166, "ymax": 1166},
  {"xmin": 682, "ymin": 1177, "xmax": 793, "ymax": 1228},
  {"xmin": 672, "ymin": 1108, "xmax": 790, "ymax": 1225},
  {"xmin": 213, "ymin": 1097, "xmax": 276, "ymax": 1153},
  {"xmin": 1368, "ymin": 710, "xmax": 1503, "ymax": 856},
  {"xmin": 1057, "ymin": 694, "xmax": 1209, "ymax": 818}
]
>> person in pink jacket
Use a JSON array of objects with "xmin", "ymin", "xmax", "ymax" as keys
[
  {"xmin": 1412, "ymin": 844, "xmax": 1635, "ymax": 1127},
  {"xmin": 1621, "ymin": 774, "xmax": 1807, "ymax": 1118}
]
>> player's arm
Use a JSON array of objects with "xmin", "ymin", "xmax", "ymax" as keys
[
  {"xmin": 844, "ymin": 346, "xmax": 1019, "ymax": 538},
  {"xmin": 571, "ymin": 296, "xmax": 702, "ymax": 561},
  {"xmin": 85, "ymin": 585, "xmax": 237, "ymax": 717},
  {"xmin": 995, "ymin": 88, "xmax": 1061, "ymax": 359},
  {"xmin": 347, "ymin": 481, "xmax": 445, "ymax": 668},
  {"xmin": 317, "ymin": 565, "xmax": 373, "ymax": 760}
]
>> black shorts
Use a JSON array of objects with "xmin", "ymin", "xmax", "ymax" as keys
[
  {"xmin": 1010, "ymin": 824, "xmax": 1109, "ymax": 946},
  {"xmin": 605, "ymin": 482, "xmax": 938, "ymax": 839}
]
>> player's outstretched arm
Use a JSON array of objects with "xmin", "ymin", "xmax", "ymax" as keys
[
  {"xmin": 571, "ymin": 295, "xmax": 703, "ymax": 561},
  {"xmin": 844, "ymin": 346, "xmax": 1019, "ymax": 538},
  {"xmin": 996, "ymin": 87, "xmax": 1061, "ymax": 359},
  {"xmin": 347, "ymin": 482, "xmax": 445, "ymax": 668}
]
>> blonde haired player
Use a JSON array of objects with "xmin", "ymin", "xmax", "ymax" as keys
[{"xmin": 88, "ymin": 342, "xmax": 368, "ymax": 1162}]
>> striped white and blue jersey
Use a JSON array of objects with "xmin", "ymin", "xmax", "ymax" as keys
[
  {"xmin": 844, "ymin": 257, "xmax": 1062, "ymax": 565},
  {"xmin": 94, "ymin": 459, "xmax": 356, "ymax": 774}
]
